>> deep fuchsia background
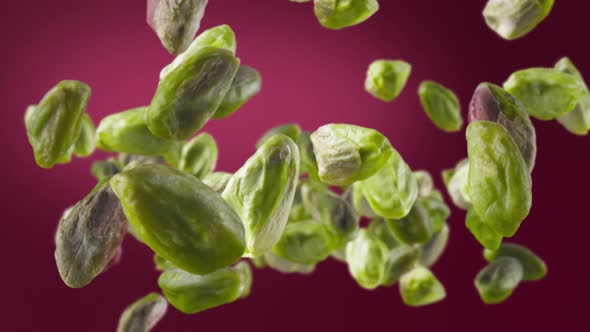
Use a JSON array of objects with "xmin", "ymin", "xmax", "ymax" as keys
[{"xmin": 2, "ymin": 0, "xmax": 589, "ymax": 331}]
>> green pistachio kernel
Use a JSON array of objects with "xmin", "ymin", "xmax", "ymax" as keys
[
  {"xmin": 55, "ymin": 179, "xmax": 127, "ymax": 288},
  {"xmin": 350, "ymin": 182, "xmax": 379, "ymax": 219},
  {"xmin": 116, "ymin": 293, "xmax": 168, "ymax": 332},
  {"xmin": 73, "ymin": 114, "xmax": 95, "ymax": 157},
  {"xmin": 399, "ymin": 266, "xmax": 446, "ymax": 307},
  {"xmin": 311, "ymin": 124, "xmax": 394, "ymax": 186},
  {"xmin": 466, "ymin": 208, "xmax": 503, "ymax": 251},
  {"xmin": 469, "ymin": 82, "xmax": 537, "ymax": 171},
  {"xmin": 256, "ymin": 123, "xmax": 301, "ymax": 149},
  {"xmin": 158, "ymin": 265, "xmax": 247, "ymax": 314},
  {"xmin": 365, "ymin": 60, "xmax": 412, "ymax": 102},
  {"xmin": 214, "ymin": 65, "xmax": 262, "ymax": 119},
  {"xmin": 555, "ymin": 57, "xmax": 590, "ymax": 135},
  {"xmin": 381, "ymin": 246, "xmax": 420, "ymax": 287},
  {"xmin": 272, "ymin": 220, "xmax": 333, "ymax": 265},
  {"xmin": 346, "ymin": 229, "xmax": 388, "ymax": 290},
  {"xmin": 160, "ymin": 24, "xmax": 237, "ymax": 80},
  {"xmin": 467, "ymin": 121, "xmax": 532, "ymax": 237},
  {"xmin": 385, "ymin": 201, "xmax": 433, "ymax": 245},
  {"xmin": 419, "ymin": 190, "xmax": 451, "ymax": 235},
  {"xmin": 25, "ymin": 80, "xmax": 91, "ymax": 168},
  {"xmin": 91, "ymin": 158, "xmax": 122, "ymax": 181},
  {"xmin": 154, "ymin": 254, "xmax": 176, "ymax": 272},
  {"xmin": 314, "ymin": 0, "xmax": 380, "ymax": 30},
  {"xmin": 264, "ymin": 252, "xmax": 316, "ymax": 275},
  {"xmin": 503, "ymin": 68, "xmax": 585, "ymax": 120},
  {"xmin": 222, "ymin": 134, "xmax": 299, "ymax": 257},
  {"xmin": 300, "ymin": 181, "xmax": 359, "ymax": 248},
  {"xmin": 178, "ymin": 132, "xmax": 218, "ymax": 179},
  {"xmin": 444, "ymin": 159, "xmax": 471, "ymax": 210},
  {"xmin": 475, "ymin": 257, "xmax": 523, "ymax": 304},
  {"xmin": 147, "ymin": 0, "xmax": 209, "ymax": 55},
  {"xmin": 297, "ymin": 131, "xmax": 320, "ymax": 181},
  {"xmin": 413, "ymin": 170, "xmax": 434, "ymax": 198},
  {"xmin": 483, "ymin": 0, "xmax": 555, "ymax": 40},
  {"xmin": 96, "ymin": 107, "xmax": 173, "ymax": 155},
  {"xmin": 147, "ymin": 47, "xmax": 240, "ymax": 140},
  {"xmin": 484, "ymin": 243, "xmax": 547, "ymax": 281},
  {"xmin": 418, "ymin": 81, "xmax": 463, "ymax": 132},
  {"xmin": 357, "ymin": 150, "xmax": 418, "ymax": 220},
  {"xmin": 111, "ymin": 164, "xmax": 245, "ymax": 275},
  {"xmin": 202, "ymin": 171, "xmax": 232, "ymax": 193},
  {"xmin": 419, "ymin": 224, "xmax": 450, "ymax": 267},
  {"xmin": 367, "ymin": 218, "xmax": 401, "ymax": 250}
]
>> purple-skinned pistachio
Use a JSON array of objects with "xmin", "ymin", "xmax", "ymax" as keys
[
  {"xmin": 54, "ymin": 179, "xmax": 128, "ymax": 288},
  {"xmin": 468, "ymin": 82, "xmax": 537, "ymax": 171}
]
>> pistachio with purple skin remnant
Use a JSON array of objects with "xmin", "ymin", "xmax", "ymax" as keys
[
  {"xmin": 117, "ymin": 293, "xmax": 168, "ymax": 332},
  {"xmin": 469, "ymin": 82, "xmax": 537, "ymax": 171}
]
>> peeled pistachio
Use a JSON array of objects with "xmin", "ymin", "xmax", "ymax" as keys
[
  {"xmin": 91, "ymin": 158, "xmax": 122, "ymax": 181},
  {"xmin": 55, "ymin": 179, "xmax": 127, "ymax": 288},
  {"xmin": 272, "ymin": 220, "xmax": 332, "ymax": 265},
  {"xmin": 222, "ymin": 134, "xmax": 299, "ymax": 257},
  {"xmin": 256, "ymin": 123, "xmax": 301, "ymax": 149},
  {"xmin": 214, "ymin": 65, "xmax": 262, "ymax": 119},
  {"xmin": 419, "ymin": 190, "xmax": 450, "ymax": 235},
  {"xmin": 413, "ymin": 170, "xmax": 434, "ymax": 198},
  {"xmin": 73, "ymin": 114, "xmax": 95, "ymax": 157},
  {"xmin": 475, "ymin": 257, "xmax": 523, "ymax": 304},
  {"xmin": 202, "ymin": 171, "xmax": 232, "ymax": 193},
  {"xmin": 314, "ymin": 0, "xmax": 379, "ymax": 30},
  {"xmin": 466, "ymin": 208, "xmax": 503, "ymax": 251},
  {"xmin": 399, "ymin": 266, "xmax": 446, "ymax": 307},
  {"xmin": 365, "ymin": 60, "xmax": 412, "ymax": 102},
  {"xmin": 381, "ymin": 246, "xmax": 420, "ymax": 287},
  {"xmin": 503, "ymin": 68, "xmax": 585, "ymax": 120},
  {"xmin": 297, "ymin": 131, "xmax": 320, "ymax": 181},
  {"xmin": 346, "ymin": 229, "xmax": 388, "ymax": 290},
  {"xmin": 311, "ymin": 124, "xmax": 394, "ymax": 186},
  {"xmin": 147, "ymin": 0, "xmax": 209, "ymax": 55},
  {"xmin": 419, "ymin": 225, "xmax": 450, "ymax": 267},
  {"xmin": 350, "ymin": 182, "xmax": 379, "ymax": 219},
  {"xmin": 116, "ymin": 293, "xmax": 168, "ymax": 332},
  {"xmin": 418, "ymin": 81, "xmax": 463, "ymax": 132},
  {"xmin": 483, "ymin": 0, "xmax": 555, "ymax": 40},
  {"xmin": 484, "ymin": 243, "xmax": 547, "ymax": 281},
  {"xmin": 178, "ymin": 132, "xmax": 218, "ymax": 179},
  {"xmin": 554, "ymin": 57, "xmax": 590, "ymax": 135},
  {"xmin": 385, "ymin": 201, "xmax": 433, "ymax": 245},
  {"xmin": 264, "ymin": 252, "xmax": 316, "ymax": 275},
  {"xmin": 444, "ymin": 159, "xmax": 471, "ymax": 210}
]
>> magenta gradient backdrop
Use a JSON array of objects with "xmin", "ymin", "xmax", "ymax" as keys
[{"xmin": 2, "ymin": 1, "xmax": 589, "ymax": 331}]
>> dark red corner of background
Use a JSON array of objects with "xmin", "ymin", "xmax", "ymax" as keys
[{"xmin": 1, "ymin": 1, "xmax": 588, "ymax": 331}]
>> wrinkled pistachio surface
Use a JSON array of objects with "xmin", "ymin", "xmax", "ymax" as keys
[
  {"xmin": 483, "ymin": 0, "xmax": 554, "ymax": 40},
  {"xmin": 365, "ymin": 60, "xmax": 411, "ymax": 102},
  {"xmin": 116, "ymin": 293, "xmax": 168, "ymax": 332}
]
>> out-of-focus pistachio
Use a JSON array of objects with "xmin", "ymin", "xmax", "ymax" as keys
[
  {"xmin": 419, "ymin": 224, "xmax": 450, "ymax": 267},
  {"xmin": 475, "ymin": 257, "xmax": 523, "ymax": 304},
  {"xmin": 116, "ymin": 293, "xmax": 168, "ymax": 332},
  {"xmin": 272, "ymin": 220, "xmax": 332, "ymax": 265},
  {"xmin": 385, "ymin": 201, "xmax": 433, "ymax": 245},
  {"xmin": 466, "ymin": 208, "xmax": 503, "ymax": 251},
  {"xmin": 483, "ymin": 0, "xmax": 555, "ymax": 40},
  {"xmin": 202, "ymin": 171, "xmax": 232, "ymax": 193},
  {"xmin": 399, "ymin": 266, "xmax": 446, "ymax": 307},
  {"xmin": 554, "ymin": 57, "xmax": 590, "ymax": 135},
  {"xmin": 73, "ymin": 114, "xmax": 95, "ymax": 157},
  {"xmin": 484, "ymin": 243, "xmax": 547, "ymax": 281},
  {"xmin": 214, "ymin": 65, "xmax": 262, "ymax": 119},
  {"xmin": 178, "ymin": 132, "xmax": 218, "ymax": 179},
  {"xmin": 314, "ymin": 0, "xmax": 379, "ymax": 30},
  {"xmin": 346, "ymin": 229, "xmax": 388, "ymax": 290},
  {"xmin": 365, "ymin": 60, "xmax": 411, "ymax": 102}
]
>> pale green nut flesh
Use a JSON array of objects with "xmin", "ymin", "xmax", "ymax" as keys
[
  {"xmin": 381, "ymin": 246, "xmax": 420, "ymax": 287},
  {"xmin": 160, "ymin": 24, "xmax": 237, "ymax": 80},
  {"xmin": 346, "ymin": 229, "xmax": 388, "ymax": 290},
  {"xmin": 25, "ymin": 80, "xmax": 91, "ymax": 168},
  {"xmin": 466, "ymin": 121, "xmax": 532, "ymax": 237},
  {"xmin": 419, "ymin": 224, "xmax": 450, "ymax": 268},
  {"xmin": 385, "ymin": 201, "xmax": 433, "ymax": 245},
  {"xmin": 314, "ymin": 0, "xmax": 380, "ymax": 30},
  {"xmin": 311, "ymin": 123, "xmax": 394, "ymax": 186},
  {"xmin": 350, "ymin": 183, "xmax": 379, "ymax": 219},
  {"xmin": 418, "ymin": 81, "xmax": 463, "ymax": 132},
  {"xmin": 300, "ymin": 181, "xmax": 359, "ymax": 248},
  {"xmin": 399, "ymin": 266, "xmax": 446, "ymax": 307},
  {"xmin": 222, "ymin": 134, "xmax": 300, "ymax": 257},
  {"xmin": 367, "ymin": 218, "xmax": 401, "ymax": 250},
  {"xmin": 444, "ymin": 159, "xmax": 471, "ymax": 210},
  {"xmin": 413, "ymin": 170, "xmax": 434, "ymax": 198},
  {"xmin": 202, "ymin": 171, "xmax": 232, "ymax": 193},
  {"xmin": 469, "ymin": 82, "xmax": 537, "ymax": 171},
  {"xmin": 73, "ymin": 114, "xmax": 95, "ymax": 157},
  {"xmin": 297, "ymin": 131, "xmax": 320, "ymax": 181},
  {"xmin": 234, "ymin": 261, "xmax": 253, "ymax": 299},
  {"xmin": 272, "ymin": 220, "xmax": 333, "ymax": 265},
  {"xmin": 264, "ymin": 252, "xmax": 316, "ymax": 275},
  {"xmin": 466, "ymin": 208, "xmax": 503, "ymax": 251},
  {"xmin": 147, "ymin": 46, "xmax": 240, "ymax": 140},
  {"xmin": 256, "ymin": 123, "xmax": 301, "ymax": 149},
  {"xmin": 91, "ymin": 158, "xmax": 122, "ymax": 181},
  {"xmin": 178, "ymin": 132, "xmax": 218, "ymax": 179},
  {"xmin": 96, "ymin": 107, "xmax": 174, "ymax": 155},
  {"xmin": 419, "ymin": 190, "xmax": 450, "ymax": 235},
  {"xmin": 110, "ymin": 164, "xmax": 245, "ymax": 275},
  {"xmin": 484, "ymin": 243, "xmax": 547, "ymax": 281},
  {"xmin": 154, "ymin": 254, "xmax": 176, "ymax": 272},
  {"xmin": 116, "ymin": 293, "xmax": 168, "ymax": 332},
  {"xmin": 483, "ymin": 0, "xmax": 555, "ymax": 40},
  {"xmin": 55, "ymin": 179, "xmax": 128, "ymax": 288},
  {"xmin": 357, "ymin": 149, "xmax": 418, "ymax": 220},
  {"xmin": 158, "ymin": 265, "xmax": 248, "ymax": 314},
  {"xmin": 147, "ymin": 0, "xmax": 209, "ymax": 55},
  {"xmin": 475, "ymin": 257, "xmax": 523, "ymax": 304},
  {"xmin": 555, "ymin": 57, "xmax": 590, "ymax": 135},
  {"xmin": 365, "ymin": 60, "xmax": 412, "ymax": 102},
  {"xmin": 215, "ymin": 65, "xmax": 262, "ymax": 119},
  {"xmin": 503, "ymin": 68, "xmax": 586, "ymax": 121}
]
